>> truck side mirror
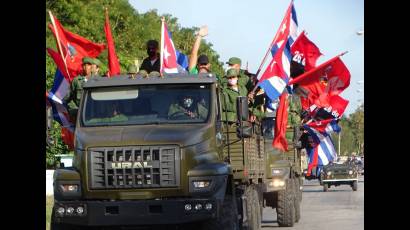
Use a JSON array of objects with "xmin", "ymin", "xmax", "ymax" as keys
[
  {"xmin": 236, "ymin": 96, "xmax": 248, "ymax": 122},
  {"xmin": 236, "ymin": 96, "xmax": 252, "ymax": 138}
]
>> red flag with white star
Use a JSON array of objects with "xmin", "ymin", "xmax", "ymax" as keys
[{"xmin": 160, "ymin": 19, "xmax": 178, "ymax": 74}]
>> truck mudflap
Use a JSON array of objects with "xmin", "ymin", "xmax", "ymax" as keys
[{"xmin": 53, "ymin": 198, "xmax": 219, "ymax": 226}]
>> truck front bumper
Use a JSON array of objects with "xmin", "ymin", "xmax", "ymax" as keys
[{"xmin": 53, "ymin": 198, "xmax": 219, "ymax": 226}]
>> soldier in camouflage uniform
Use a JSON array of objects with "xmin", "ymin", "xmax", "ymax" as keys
[
  {"xmin": 220, "ymin": 57, "xmax": 254, "ymax": 91},
  {"xmin": 64, "ymin": 57, "xmax": 98, "ymax": 117},
  {"xmin": 221, "ymin": 68, "xmax": 248, "ymax": 123}
]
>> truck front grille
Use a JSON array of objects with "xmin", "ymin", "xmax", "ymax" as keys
[{"xmin": 88, "ymin": 146, "xmax": 180, "ymax": 189}]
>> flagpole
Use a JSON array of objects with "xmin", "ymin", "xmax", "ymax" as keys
[
  {"xmin": 48, "ymin": 11, "xmax": 71, "ymax": 80},
  {"xmin": 160, "ymin": 17, "xmax": 165, "ymax": 77},
  {"xmin": 250, "ymin": 1, "xmax": 294, "ymax": 96},
  {"xmin": 254, "ymin": 0, "xmax": 294, "ymax": 80},
  {"xmin": 288, "ymin": 51, "xmax": 348, "ymax": 85}
]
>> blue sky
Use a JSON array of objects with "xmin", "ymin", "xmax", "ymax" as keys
[{"xmin": 130, "ymin": 0, "xmax": 364, "ymax": 115}]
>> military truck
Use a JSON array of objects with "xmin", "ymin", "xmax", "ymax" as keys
[
  {"xmin": 261, "ymin": 114, "xmax": 303, "ymax": 227},
  {"xmin": 320, "ymin": 161, "xmax": 358, "ymax": 192},
  {"xmin": 51, "ymin": 73, "xmax": 302, "ymax": 230}
]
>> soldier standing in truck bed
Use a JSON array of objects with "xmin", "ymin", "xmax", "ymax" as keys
[
  {"xmin": 64, "ymin": 57, "xmax": 96, "ymax": 116},
  {"xmin": 221, "ymin": 68, "xmax": 248, "ymax": 124},
  {"xmin": 139, "ymin": 40, "xmax": 160, "ymax": 73}
]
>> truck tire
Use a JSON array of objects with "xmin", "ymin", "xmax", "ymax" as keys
[
  {"xmin": 323, "ymin": 183, "xmax": 328, "ymax": 192},
  {"xmin": 276, "ymin": 179, "xmax": 295, "ymax": 227},
  {"xmin": 293, "ymin": 179, "xmax": 301, "ymax": 223},
  {"xmin": 243, "ymin": 186, "xmax": 261, "ymax": 230},
  {"xmin": 352, "ymin": 180, "xmax": 358, "ymax": 191},
  {"xmin": 295, "ymin": 177, "xmax": 302, "ymax": 203},
  {"xmin": 201, "ymin": 195, "xmax": 239, "ymax": 230},
  {"xmin": 51, "ymin": 214, "xmax": 83, "ymax": 230}
]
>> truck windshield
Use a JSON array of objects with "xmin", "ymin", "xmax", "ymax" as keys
[{"xmin": 82, "ymin": 84, "xmax": 211, "ymax": 126}]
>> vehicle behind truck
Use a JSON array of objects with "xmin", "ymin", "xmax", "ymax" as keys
[
  {"xmin": 261, "ymin": 114, "xmax": 303, "ymax": 227},
  {"xmin": 52, "ymin": 73, "xmax": 300, "ymax": 230}
]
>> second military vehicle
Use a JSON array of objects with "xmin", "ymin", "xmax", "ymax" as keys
[{"xmin": 320, "ymin": 161, "xmax": 359, "ymax": 192}]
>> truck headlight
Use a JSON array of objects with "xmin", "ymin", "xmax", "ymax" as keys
[
  {"xmin": 272, "ymin": 169, "xmax": 283, "ymax": 175},
  {"xmin": 348, "ymin": 170, "xmax": 353, "ymax": 175},
  {"xmin": 60, "ymin": 184, "xmax": 79, "ymax": 192},
  {"xmin": 270, "ymin": 179, "xmax": 285, "ymax": 187},
  {"xmin": 327, "ymin": 171, "xmax": 332, "ymax": 176},
  {"xmin": 193, "ymin": 181, "xmax": 210, "ymax": 188}
]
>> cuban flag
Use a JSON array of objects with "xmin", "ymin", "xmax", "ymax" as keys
[
  {"xmin": 306, "ymin": 119, "xmax": 341, "ymax": 135},
  {"xmin": 160, "ymin": 19, "xmax": 188, "ymax": 74},
  {"xmin": 46, "ymin": 69, "xmax": 74, "ymax": 132},
  {"xmin": 303, "ymin": 121, "xmax": 339, "ymax": 169},
  {"xmin": 258, "ymin": 1, "xmax": 298, "ymax": 102}
]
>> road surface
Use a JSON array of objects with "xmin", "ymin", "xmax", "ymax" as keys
[{"xmin": 261, "ymin": 175, "xmax": 364, "ymax": 230}]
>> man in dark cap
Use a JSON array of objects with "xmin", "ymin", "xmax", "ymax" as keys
[
  {"xmin": 188, "ymin": 25, "xmax": 211, "ymax": 74},
  {"xmin": 140, "ymin": 40, "xmax": 160, "ymax": 73}
]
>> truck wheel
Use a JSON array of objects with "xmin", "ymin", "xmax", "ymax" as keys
[
  {"xmin": 201, "ymin": 195, "xmax": 239, "ymax": 230},
  {"xmin": 243, "ymin": 186, "xmax": 261, "ymax": 230},
  {"xmin": 352, "ymin": 180, "xmax": 358, "ymax": 191},
  {"xmin": 293, "ymin": 179, "xmax": 301, "ymax": 223},
  {"xmin": 51, "ymin": 214, "xmax": 82, "ymax": 230},
  {"xmin": 323, "ymin": 183, "xmax": 328, "ymax": 192},
  {"xmin": 276, "ymin": 179, "xmax": 295, "ymax": 227},
  {"xmin": 295, "ymin": 177, "xmax": 302, "ymax": 202}
]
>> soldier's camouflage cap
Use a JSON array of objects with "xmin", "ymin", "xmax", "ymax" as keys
[
  {"xmin": 226, "ymin": 68, "xmax": 239, "ymax": 78},
  {"xmin": 226, "ymin": 57, "xmax": 241, "ymax": 65},
  {"xmin": 128, "ymin": 65, "xmax": 138, "ymax": 74},
  {"xmin": 148, "ymin": 71, "xmax": 161, "ymax": 78},
  {"xmin": 91, "ymin": 58, "xmax": 102, "ymax": 67},
  {"xmin": 82, "ymin": 57, "xmax": 93, "ymax": 65}
]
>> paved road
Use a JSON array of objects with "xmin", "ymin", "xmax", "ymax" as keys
[{"xmin": 261, "ymin": 176, "xmax": 364, "ymax": 230}]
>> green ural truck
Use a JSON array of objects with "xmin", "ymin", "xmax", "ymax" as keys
[
  {"xmin": 51, "ymin": 73, "xmax": 302, "ymax": 229},
  {"xmin": 320, "ymin": 161, "xmax": 359, "ymax": 192}
]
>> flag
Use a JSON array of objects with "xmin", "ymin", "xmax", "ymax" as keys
[
  {"xmin": 46, "ymin": 69, "xmax": 75, "ymax": 150},
  {"xmin": 306, "ymin": 119, "xmax": 341, "ymax": 135},
  {"xmin": 303, "ymin": 122, "xmax": 338, "ymax": 167},
  {"xmin": 104, "ymin": 8, "xmax": 121, "ymax": 76},
  {"xmin": 291, "ymin": 31, "xmax": 322, "ymax": 72},
  {"xmin": 272, "ymin": 93, "xmax": 289, "ymax": 151},
  {"xmin": 258, "ymin": 1, "xmax": 298, "ymax": 101},
  {"xmin": 160, "ymin": 19, "xmax": 179, "ymax": 74},
  {"xmin": 308, "ymin": 94, "xmax": 349, "ymax": 119},
  {"xmin": 269, "ymin": 1, "xmax": 298, "ymax": 57},
  {"xmin": 48, "ymin": 11, "xmax": 105, "ymax": 81},
  {"xmin": 176, "ymin": 50, "xmax": 189, "ymax": 71},
  {"xmin": 289, "ymin": 54, "xmax": 350, "ymax": 108}
]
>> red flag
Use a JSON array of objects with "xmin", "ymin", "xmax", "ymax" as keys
[
  {"xmin": 272, "ymin": 93, "xmax": 289, "ymax": 152},
  {"xmin": 289, "ymin": 54, "xmax": 350, "ymax": 108},
  {"xmin": 291, "ymin": 31, "xmax": 322, "ymax": 71},
  {"xmin": 160, "ymin": 18, "xmax": 178, "ymax": 74},
  {"xmin": 61, "ymin": 127, "xmax": 74, "ymax": 150},
  {"xmin": 47, "ymin": 48, "xmax": 71, "ymax": 82},
  {"xmin": 104, "ymin": 8, "xmax": 121, "ymax": 76},
  {"xmin": 48, "ymin": 11, "xmax": 105, "ymax": 81}
]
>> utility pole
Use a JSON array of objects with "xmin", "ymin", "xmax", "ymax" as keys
[{"xmin": 338, "ymin": 131, "xmax": 341, "ymax": 156}]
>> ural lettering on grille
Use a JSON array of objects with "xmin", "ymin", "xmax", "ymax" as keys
[{"xmin": 88, "ymin": 146, "xmax": 179, "ymax": 189}]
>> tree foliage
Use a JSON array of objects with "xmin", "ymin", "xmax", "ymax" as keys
[
  {"xmin": 46, "ymin": 0, "xmax": 225, "ymax": 166},
  {"xmin": 331, "ymin": 103, "xmax": 364, "ymax": 156}
]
